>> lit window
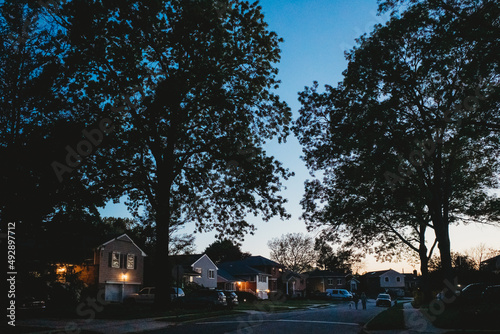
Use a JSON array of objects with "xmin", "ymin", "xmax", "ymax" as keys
[
  {"xmin": 112, "ymin": 252, "xmax": 120, "ymax": 268},
  {"xmin": 127, "ymin": 254, "xmax": 135, "ymax": 269}
]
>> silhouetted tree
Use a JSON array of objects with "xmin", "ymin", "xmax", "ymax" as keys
[
  {"xmin": 268, "ymin": 233, "xmax": 316, "ymax": 272},
  {"xmin": 204, "ymin": 240, "xmax": 250, "ymax": 263},
  {"xmin": 294, "ymin": 0, "xmax": 500, "ymax": 290}
]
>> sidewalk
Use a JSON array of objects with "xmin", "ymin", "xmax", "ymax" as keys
[
  {"xmin": 402, "ymin": 302, "xmax": 446, "ymax": 334},
  {"xmin": 362, "ymin": 301, "xmax": 446, "ymax": 334},
  {"xmin": 17, "ymin": 317, "xmax": 175, "ymax": 334}
]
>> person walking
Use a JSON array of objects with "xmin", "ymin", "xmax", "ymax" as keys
[
  {"xmin": 353, "ymin": 292, "xmax": 359, "ymax": 310},
  {"xmin": 361, "ymin": 292, "xmax": 367, "ymax": 310}
]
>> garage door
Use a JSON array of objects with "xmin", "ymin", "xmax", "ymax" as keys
[{"xmin": 105, "ymin": 284, "xmax": 122, "ymax": 302}]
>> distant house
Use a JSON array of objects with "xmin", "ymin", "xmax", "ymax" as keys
[
  {"xmin": 170, "ymin": 254, "xmax": 218, "ymax": 289},
  {"xmin": 481, "ymin": 255, "xmax": 500, "ymax": 274},
  {"xmin": 93, "ymin": 234, "xmax": 147, "ymax": 302},
  {"xmin": 404, "ymin": 272, "xmax": 419, "ymax": 295},
  {"xmin": 305, "ymin": 269, "xmax": 349, "ymax": 293},
  {"xmin": 281, "ymin": 270, "xmax": 307, "ymax": 297},
  {"xmin": 362, "ymin": 269, "xmax": 405, "ymax": 297},
  {"xmin": 217, "ymin": 256, "xmax": 281, "ymax": 299}
]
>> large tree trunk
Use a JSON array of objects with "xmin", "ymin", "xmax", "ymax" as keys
[
  {"xmin": 419, "ymin": 251, "xmax": 431, "ymax": 303},
  {"xmin": 153, "ymin": 151, "xmax": 175, "ymax": 309},
  {"xmin": 436, "ymin": 222, "xmax": 453, "ymax": 283},
  {"xmin": 154, "ymin": 189, "xmax": 172, "ymax": 309}
]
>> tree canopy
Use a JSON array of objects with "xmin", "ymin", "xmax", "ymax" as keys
[
  {"xmin": 268, "ymin": 233, "xmax": 317, "ymax": 273},
  {"xmin": 294, "ymin": 0, "xmax": 500, "ymax": 287},
  {"xmin": 56, "ymin": 0, "xmax": 291, "ymax": 305},
  {"xmin": 204, "ymin": 239, "xmax": 250, "ymax": 263}
]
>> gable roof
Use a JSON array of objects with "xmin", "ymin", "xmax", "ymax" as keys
[
  {"xmin": 364, "ymin": 269, "xmax": 402, "ymax": 277},
  {"xmin": 170, "ymin": 254, "xmax": 218, "ymax": 274},
  {"xmin": 218, "ymin": 261, "xmax": 267, "ymax": 277},
  {"xmin": 97, "ymin": 234, "xmax": 147, "ymax": 257},
  {"xmin": 217, "ymin": 267, "xmax": 241, "ymax": 282},
  {"xmin": 481, "ymin": 254, "xmax": 500, "ymax": 265}
]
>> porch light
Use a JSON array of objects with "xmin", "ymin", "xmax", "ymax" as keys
[
  {"xmin": 266, "ymin": 289, "xmax": 270, "ymax": 293},
  {"xmin": 122, "ymin": 273, "xmax": 128, "ymax": 281},
  {"xmin": 256, "ymin": 289, "xmax": 260, "ymax": 293},
  {"xmin": 237, "ymin": 282, "xmax": 241, "ymax": 285}
]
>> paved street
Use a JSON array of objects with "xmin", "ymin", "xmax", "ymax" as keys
[{"xmin": 146, "ymin": 299, "xmax": 384, "ymax": 334}]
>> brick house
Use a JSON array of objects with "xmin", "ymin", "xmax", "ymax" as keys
[
  {"xmin": 305, "ymin": 269, "xmax": 349, "ymax": 293},
  {"xmin": 49, "ymin": 234, "xmax": 147, "ymax": 302}
]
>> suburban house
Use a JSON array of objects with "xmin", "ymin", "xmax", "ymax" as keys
[
  {"xmin": 481, "ymin": 255, "xmax": 500, "ymax": 274},
  {"xmin": 90, "ymin": 234, "xmax": 148, "ymax": 302},
  {"xmin": 404, "ymin": 272, "xmax": 420, "ymax": 295},
  {"xmin": 361, "ymin": 269, "xmax": 405, "ymax": 297},
  {"xmin": 217, "ymin": 256, "xmax": 281, "ymax": 299},
  {"xmin": 305, "ymin": 269, "xmax": 349, "ymax": 293},
  {"xmin": 346, "ymin": 275, "xmax": 360, "ymax": 292},
  {"xmin": 49, "ymin": 234, "xmax": 147, "ymax": 302},
  {"xmin": 240, "ymin": 256, "xmax": 283, "ymax": 293},
  {"xmin": 170, "ymin": 254, "xmax": 218, "ymax": 289},
  {"xmin": 281, "ymin": 270, "xmax": 307, "ymax": 297}
]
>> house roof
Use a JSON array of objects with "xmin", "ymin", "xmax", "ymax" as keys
[
  {"xmin": 305, "ymin": 269, "xmax": 347, "ymax": 278},
  {"xmin": 481, "ymin": 254, "xmax": 500, "ymax": 265},
  {"xmin": 170, "ymin": 254, "xmax": 218, "ymax": 272},
  {"xmin": 218, "ymin": 261, "xmax": 267, "ymax": 277},
  {"xmin": 97, "ymin": 234, "xmax": 147, "ymax": 257},
  {"xmin": 217, "ymin": 267, "xmax": 242, "ymax": 283},
  {"xmin": 241, "ymin": 255, "xmax": 282, "ymax": 267},
  {"xmin": 363, "ymin": 269, "xmax": 402, "ymax": 277}
]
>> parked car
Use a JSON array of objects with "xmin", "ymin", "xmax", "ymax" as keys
[
  {"xmin": 376, "ymin": 293, "xmax": 392, "ymax": 307},
  {"xmin": 456, "ymin": 283, "xmax": 487, "ymax": 305},
  {"xmin": 124, "ymin": 287, "xmax": 185, "ymax": 304},
  {"xmin": 483, "ymin": 285, "xmax": 500, "ymax": 304},
  {"xmin": 235, "ymin": 291, "xmax": 258, "ymax": 303},
  {"xmin": 175, "ymin": 289, "xmax": 227, "ymax": 308},
  {"xmin": 222, "ymin": 291, "xmax": 239, "ymax": 308},
  {"xmin": 18, "ymin": 296, "xmax": 46, "ymax": 311},
  {"xmin": 326, "ymin": 289, "xmax": 353, "ymax": 301}
]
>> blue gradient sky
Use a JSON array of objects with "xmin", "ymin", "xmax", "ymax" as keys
[{"xmin": 101, "ymin": 0, "xmax": 500, "ymax": 273}]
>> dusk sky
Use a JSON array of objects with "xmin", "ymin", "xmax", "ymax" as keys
[{"xmin": 101, "ymin": 0, "xmax": 500, "ymax": 273}]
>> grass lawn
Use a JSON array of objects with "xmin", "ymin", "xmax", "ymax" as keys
[{"xmin": 365, "ymin": 302, "xmax": 405, "ymax": 330}]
